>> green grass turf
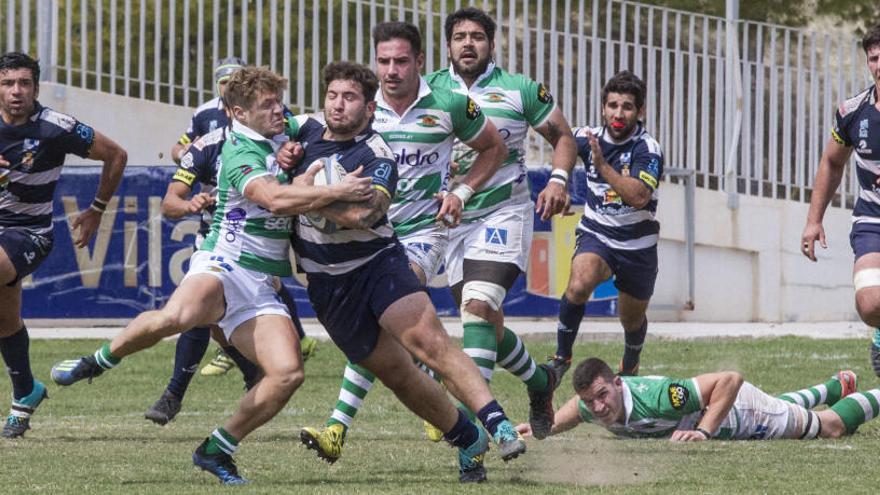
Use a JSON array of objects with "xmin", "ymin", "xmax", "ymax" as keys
[{"xmin": 0, "ymin": 336, "xmax": 877, "ymax": 494}]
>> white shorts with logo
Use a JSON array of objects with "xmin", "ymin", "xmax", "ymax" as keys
[
  {"xmin": 445, "ymin": 201, "xmax": 534, "ymax": 286},
  {"xmin": 183, "ymin": 250, "xmax": 290, "ymax": 339},
  {"xmin": 717, "ymin": 381, "xmax": 805, "ymax": 440},
  {"xmin": 399, "ymin": 226, "xmax": 448, "ymax": 283}
]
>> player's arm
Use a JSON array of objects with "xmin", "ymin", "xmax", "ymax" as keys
[
  {"xmin": 534, "ymin": 108, "xmax": 577, "ymax": 220},
  {"xmin": 171, "ymin": 114, "xmax": 199, "ymax": 164},
  {"xmin": 319, "ymin": 189, "xmax": 392, "ymax": 230},
  {"xmin": 71, "ymin": 131, "xmax": 128, "ymax": 248},
  {"xmin": 801, "ymin": 137, "xmax": 852, "ymax": 261},
  {"xmin": 437, "ymin": 120, "xmax": 506, "ymax": 227},
  {"xmin": 318, "ymin": 158, "xmax": 396, "ymax": 230},
  {"xmin": 516, "ymin": 395, "xmax": 583, "ymax": 438},
  {"xmin": 588, "ymin": 131, "xmax": 652, "ymax": 209},
  {"xmin": 669, "ymin": 371, "xmax": 743, "ymax": 442},
  {"xmin": 244, "ymin": 168, "xmax": 372, "ymax": 216}
]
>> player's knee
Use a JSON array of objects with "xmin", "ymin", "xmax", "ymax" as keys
[
  {"xmin": 565, "ymin": 278, "xmax": 595, "ymax": 304},
  {"xmin": 460, "ymin": 281, "xmax": 506, "ymax": 323},
  {"xmin": 855, "ymin": 290, "xmax": 880, "ymax": 326},
  {"xmin": 267, "ymin": 364, "xmax": 304, "ymax": 396}
]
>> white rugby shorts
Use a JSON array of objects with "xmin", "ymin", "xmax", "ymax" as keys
[
  {"xmin": 399, "ymin": 226, "xmax": 448, "ymax": 283},
  {"xmin": 445, "ymin": 201, "xmax": 534, "ymax": 286},
  {"xmin": 183, "ymin": 250, "xmax": 290, "ymax": 339}
]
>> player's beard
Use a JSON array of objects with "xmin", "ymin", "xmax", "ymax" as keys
[
  {"xmin": 325, "ymin": 107, "xmax": 368, "ymax": 136},
  {"xmin": 451, "ymin": 54, "xmax": 491, "ymax": 80}
]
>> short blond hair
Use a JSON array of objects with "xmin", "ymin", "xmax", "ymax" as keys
[{"xmin": 224, "ymin": 66, "xmax": 287, "ymax": 110}]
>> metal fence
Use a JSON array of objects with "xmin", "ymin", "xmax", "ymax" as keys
[{"xmin": 2, "ymin": 0, "xmax": 872, "ymax": 207}]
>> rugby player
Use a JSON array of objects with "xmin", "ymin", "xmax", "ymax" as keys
[
  {"xmin": 517, "ymin": 357, "xmax": 873, "ymax": 443},
  {"xmin": 0, "ymin": 52, "xmax": 127, "ymax": 438},
  {"xmin": 296, "ymin": 21, "xmax": 509, "ymax": 482},
  {"xmin": 144, "ymin": 58, "xmax": 319, "ymax": 426},
  {"xmin": 50, "ymin": 66, "xmax": 372, "ymax": 485},
  {"xmin": 801, "ymin": 24, "xmax": 880, "ymax": 376},
  {"xmin": 425, "ymin": 6, "xmax": 578, "ymax": 445},
  {"xmin": 548, "ymin": 71, "xmax": 664, "ymax": 390},
  {"xmin": 290, "ymin": 61, "xmax": 526, "ymax": 482},
  {"xmin": 171, "ymin": 57, "xmax": 317, "ymax": 381}
]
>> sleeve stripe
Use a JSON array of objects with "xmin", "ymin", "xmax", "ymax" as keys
[
  {"xmin": 372, "ymin": 184, "xmax": 392, "ymax": 198},
  {"xmin": 460, "ymin": 118, "xmax": 489, "ymax": 146},
  {"xmin": 239, "ymin": 171, "xmax": 271, "ymax": 193}
]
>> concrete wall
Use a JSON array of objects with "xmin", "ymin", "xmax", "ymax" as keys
[
  {"xmin": 652, "ymin": 183, "xmax": 856, "ymax": 322},
  {"xmin": 45, "ymin": 86, "xmax": 859, "ymax": 322},
  {"xmin": 40, "ymin": 83, "xmax": 193, "ymax": 166}
]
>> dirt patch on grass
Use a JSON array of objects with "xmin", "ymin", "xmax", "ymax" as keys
[{"xmin": 520, "ymin": 429, "xmax": 664, "ymax": 487}]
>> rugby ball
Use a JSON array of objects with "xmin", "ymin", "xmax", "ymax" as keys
[{"xmin": 304, "ymin": 156, "xmax": 346, "ymax": 234}]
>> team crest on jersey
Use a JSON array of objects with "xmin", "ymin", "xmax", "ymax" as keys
[
  {"xmin": 860, "ymin": 119, "xmax": 869, "ymax": 138},
  {"xmin": 537, "ymin": 83, "xmax": 553, "ymax": 104},
  {"xmin": 466, "ymin": 97, "xmax": 481, "ymax": 120},
  {"xmin": 603, "ymin": 189, "xmax": 621, "ymax": 205},
  {"xmin": 416, "ymin": 114, "xmax": 441, "ymax": 128},
  {"xmin": 20, "ymin": 139, "xmax": 40, "ymax": 171},
  {"xmin": 484, "ymin": 92, "xmax": 506, "ymax": 103},
  {"xmin": 668, "ymin": 384, "xmax": 689, "ymax": 410}
]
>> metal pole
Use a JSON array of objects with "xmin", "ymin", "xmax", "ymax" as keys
[
  {"xmin": 724, "ymin": 0, "xmax": 741, "ymax": 209},
  {"xmin": 37, "ymin": 0, "xmax": 53, "ymax": 81}
]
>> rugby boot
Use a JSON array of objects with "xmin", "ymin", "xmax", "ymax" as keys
[
  {"xmin": 528, "ymin": 363, "xmax": 557, "ymax": 440},
  {"xmin": 2, "ymin": 380, "xmax": 48, "ymax": 438},
  {"xmin": 423, "ymin": 420, "xmax": 444, "ymax": 442},
  {"xmin": 300, "ymin": 423, "xmax": 345, "ymax": 464},
  {"xmin": 300, "ymin": 336, "xmax": 318, "ymax": 362},
  {"xmin": 837, "ymin": 370, "xmax": 858, "ymax": 398},
  {"xmin": 458, "ymin": 426, "xmax": 489, "ymax": 483},
  {"xmin": 145, "ymin": 390, "xmax": 182, "ymax": 425},
  {"xmin": 200, "ymin": 348, "xmax": 236, "ymax": 376},
  {"xmin": 492, "ymin": 420, "xmax": 526, "ymax": 461},
  {"xmin": 618, "ymin": 358, "xmax": 640, "ymax": 376},
  {"xmin": 546, "ymin": 355, "xmax": 571, "ymax": 390},
  {"xmin": 51, "ymin": 355, "xmax": 103, "ymax": 386},
  {"xmin": 192, "ymin": 439, "xmax": 248, "ymax": 485}
]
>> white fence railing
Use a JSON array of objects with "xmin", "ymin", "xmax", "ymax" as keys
[{"xmin": 2, "ymin": 0, "xmax": 872, "ymax": 207}]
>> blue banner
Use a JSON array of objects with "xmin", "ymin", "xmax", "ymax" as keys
[{"xmin": 21, "ymin": 167, "xmax": 617, "ymax": 319}]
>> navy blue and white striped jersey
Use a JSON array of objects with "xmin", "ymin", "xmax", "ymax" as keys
[
  {"xmin": 177, "ymin": 97, "xmax": 229, "ymax": 146},
  {"xmin": 0, "ymin": 102, "xmax": 95, "ymax": 235},
  {"xmin": 832, "ymin": 85, "xmax": 880, "ymax": 223},
  {"xmin": 288, "ymin": 115, "xmax": 398, "ymax": 276},
  {"xmin": 574, "ymin": 124, "xmax": 664, "ymax": 250},
  {"xmin": 172, "ymin": 127, "xmax": 226, "ymax": 243}
]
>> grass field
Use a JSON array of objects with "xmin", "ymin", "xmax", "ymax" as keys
[{"xmin": 1, "ymin": 335, "xmax": 877, "ymax": 494}]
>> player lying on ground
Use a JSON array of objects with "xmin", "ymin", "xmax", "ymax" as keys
[{"xmin": 517, "ymin": 357, "xmax": 875, "ymax": 441}]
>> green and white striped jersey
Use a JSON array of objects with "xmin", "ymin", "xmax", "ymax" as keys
[
  {"xmin": 373, "ymin": 78, "xmax": 487, "ymax": 237},
  {"xmin": 578, "ymin": 376, "xmax": 704, "ymax": 438},
  {"xmin": 426, "ymin": 62, "xmax": 555, "ymax": 222},
  {"xmin": 201, "ymin": 120, "xmax": 293, "ymax": 276}
]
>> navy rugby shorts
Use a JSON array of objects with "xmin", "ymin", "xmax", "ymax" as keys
[
  {"xmin": 0, "ymin": 228, "xmax": 53, "ymax": 286},
  {"xmin": 574, "ymin": 230, "xmax": 658, "ymax": 300},
  {"xmin": 850, "ymin": 222, "xmax": 880, "ymax": 260},
  {"xmin": 306, "ymin": 243, "xmax": 425, "ymax": 363}
]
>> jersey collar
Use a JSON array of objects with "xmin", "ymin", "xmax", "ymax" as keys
[
  {"xmin": 231, "ymin": 119, "xmax": 283, "ymax": 152},
  {"xmin": 376, "ymin": 77, "xmax": 433, "ymax": 118},
  {"xmin": 620, "ymin": 378, "xmax": 635, "ymax": 426},
  {"xmin": 599, "ymin": 122, "xmax": 645, "ymax": 146},
  {"xmin": 448, "ymin": 60, "xmax": 496, "ymax": 91}
]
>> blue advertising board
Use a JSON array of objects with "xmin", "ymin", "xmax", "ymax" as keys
[{"xmin": 21, "ymin": 167, "xmax": 617, "ymax": 319}]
